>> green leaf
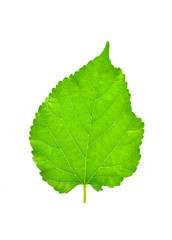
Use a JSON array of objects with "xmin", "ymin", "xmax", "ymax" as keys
[{"xmin": 29, "ymin": 42, "xmax": 144, "ymax": 202}]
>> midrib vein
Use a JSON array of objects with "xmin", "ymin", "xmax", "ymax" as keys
[{"xmin": 84, "ymin": 75, "xmax": 101, "ymax": 184}]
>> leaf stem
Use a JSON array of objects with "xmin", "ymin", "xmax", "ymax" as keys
[{"xmin": 83, "ymin": 184, "xmax": 87, "ymax": 203}]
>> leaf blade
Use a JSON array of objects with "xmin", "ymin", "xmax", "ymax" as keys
[{"xmin": 29, "ymin": 42, "xmax": 144, "ymax": 198}]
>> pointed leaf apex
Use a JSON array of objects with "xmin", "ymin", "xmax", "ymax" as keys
[{"xmin": 100, "ymin": 41, "xmax": 110, "ymax": 59}]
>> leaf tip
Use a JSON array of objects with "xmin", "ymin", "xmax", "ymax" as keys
[{"xmin": 100, "ymin": 41, "xmax": 110, "ymax": 59}]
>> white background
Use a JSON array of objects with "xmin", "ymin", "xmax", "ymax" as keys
[{"xmin": 0, "ymin": 0, "xmax": 172, "ymax": 239}]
